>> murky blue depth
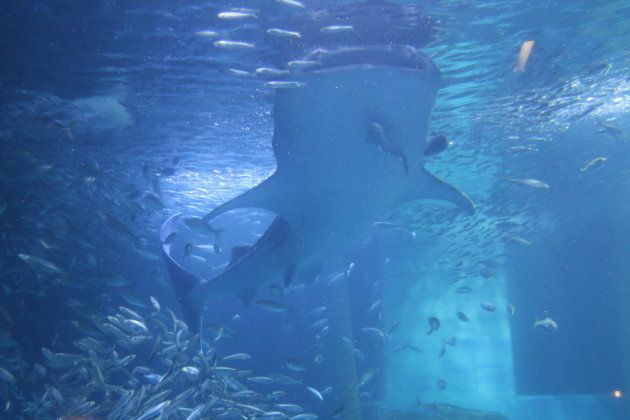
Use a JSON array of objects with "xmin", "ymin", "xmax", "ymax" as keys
[{"xmin": 0, "ymin": 1, "xmax": 629, "ymax": 419}]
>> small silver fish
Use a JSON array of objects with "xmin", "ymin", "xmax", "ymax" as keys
[
  {"xmin": 368, "ymin": 300, "xmax": 381, "ymax": 312},
  {"xmin": 507, "ymin": 303, "xmax": 516, "ymax": 316},
  {"xmin": 223, "ymin": 353, "xmax": 251, "ymax": 362},
  {"xmin": 309, "ymin": 306, "xmax": 327, "ymax": 316},
  {"xmin": 358, "ymin": 369, "xmax": 376, "ymax": 387},
  {"xmin": 217, "ymin": 11, "xmax": 257, "ymax": 20},
  {"xmin": 195, "ymin": 30, "xmax": 218, "ymax": 38},
  {"xmin": 480, "ymin": 301, "xmax": 496, "ymax": 312},
  {"xmin": 320, "ymin": 25, "xmax": 354, "ymax": 34},
  {"xmin": 507, "ymin": 178, "xmax": 550, "ymax": 189},
  {"xmin": 257, "ymin": 300, "xmax": 289, "ymax": 313},
  {"xmin": 248, "ymin": 376, "xmax": 273, "ymax": 384},
  {"xmin": 264, "ymin": 81, "xmax": 305, "ymax": 89},
  {"xmin": 285, "ymin": 357, "xmax": 307, "ymax": 372},
  {"xmin": 0, "ymin": 366, "xmax": 16, "ymax": 384},
  {"xmin": 256, "ymin": 67, "xmax": 290, "ymax": 78},
  {"xmin": 181, "ymin": 366, "xmax": 200, "ymax": 378},
  {"xmin": 276, "ymin": 0, "xmax": 305, "ymax": 8},
  {"xmin": 580, "ymin": 157, "xmax": 606, "ymax": 172},
  {"xmin": 18, "ymin": 254, "xmax": 64, "ymax": 274},
  {"xmin": 137, "ymin": 400, "xmax": 171, "ymax": 420},
  {"xmin": 270, "ymin": 373, "xmax": 301, "ymax": 386},
  {"xmin": 534, "ymin": 317, "xmax": 558, "ymax": 332},
  {"xmin": 287, "ymin": 60, "xmax": 320, "ymax": 71},
  {"xmin": 306, "ymin": 386, "xmax": 323, "ymax": 401},
  {"xmin": 266, "ymin": 28, "xmax": 301, "ymax": 38},
  {"xmin": 213, "ymin": 40, "xmax": 255, "ymax": 50},
  {"xmin": 150, "ymin": 296, "xmax": 161, "ymax": 312},
  {"xmin": 361, "ymin": 327, "xmax": 386, "ymax": 340},
  {"xmin": 503, "ymin": 235, "xmax": 533, "ymax": 245},
  {"xmin": 275, "ymin": 403, "xmax": 303, "ymax": 413}
]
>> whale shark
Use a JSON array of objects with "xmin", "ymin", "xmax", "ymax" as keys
[{"xmin": 161, "ymin": 46, "xmax": 475, "ymax": 331}]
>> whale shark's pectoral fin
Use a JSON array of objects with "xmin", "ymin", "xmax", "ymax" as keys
[
  {"xmin": 202, "ymin": 173, "xmax": 284, "ymax": 222},
  {"xmin": 401, "ymin": 167, "xmax": 476, "ymax": 215}
]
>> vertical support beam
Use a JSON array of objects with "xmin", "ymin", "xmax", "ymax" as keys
[{"xmin": 321, "ymin": 277, "xmax": 363, "ymax": 420}]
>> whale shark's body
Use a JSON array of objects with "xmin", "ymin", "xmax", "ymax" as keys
[{"xmin": 161, "ymin": 47, "xmax": 474, "ymax": 331}]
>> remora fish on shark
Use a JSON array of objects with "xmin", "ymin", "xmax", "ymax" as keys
[{"xmin": 161, "ymin": 46, "xmax": 475, "ymax": 330}]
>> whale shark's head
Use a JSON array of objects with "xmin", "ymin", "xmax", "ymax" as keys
[
  {"xmin": 262, "ymin": 0, "xmax": 441, "ymax": 172},
  {"xmin": 272, "ymin": 45, "xmax": 441, "ymax": 189}
]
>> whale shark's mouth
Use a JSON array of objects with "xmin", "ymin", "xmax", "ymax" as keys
[
  {"xmin": 300, "ymin": 45, "xmax": 440, "ymax": 74},
  {"xmin": 260, "ymin": 0, "xmax": 434, "ymax": 67}
]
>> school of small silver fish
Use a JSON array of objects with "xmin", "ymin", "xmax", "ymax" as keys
[{"xmin": 0, "ymin": 0, "xmax": 626, "ymax": 417}]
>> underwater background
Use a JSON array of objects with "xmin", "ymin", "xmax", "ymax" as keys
[{"xmin": 1, "ymin": 0, "xmax": 629, "ymax": 419}]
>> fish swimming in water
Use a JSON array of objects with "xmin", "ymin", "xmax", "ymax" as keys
[
  {"xmin": 424, "ymin": 133, "xmax": 450, "ymax": 156},
  {"xmin": 184, "ymin": 243, "xmax": 193, "ymax": 257},
  {"xmin": 161, "ymin": 46, "xmax": 475, "ymax": 331},
  {"xmin": 306, "ymin": 386, "xmax": 324, "ymax": 402},
  {"xmin": 507, "ymin": 178, "xmax": 550, "ymax": 189},
  {"xmin": 595, "ymin": 121, "xmax": 624, "ymax": 141},
  {"xmin": 276, "ymin": 0, "xmax": 306, "ymax": 9},
  {"xmin": 427, "ymin": 316, "xmax": 441, "ymax": 335},
  {"xmin": 266, "ymin": 28, "xmax": 302, "ymax": 39},
  {"xmin": 457, "ymin": 311, "xmax": 469, "ymax": 322},
  {"xmin": 455, "ymin": 286, "xmax": 472, "ymax": 294},
  {"xmin": 320, "ymin": 25, "xmax": 355, "ymax": 34},
  {"xmin": 18, "ymin": 254, "xmax": 64, "ymax": 275},
  {"xmin": 534, "ymin": 317, "xmax": 558, "ymax": 332},
  {"xmin": 217, "ymin": 11, "xmax": 257, "ymax": 20},
  {"xmin": 214, "ymin": 40, "xmax": 256, "ymax": 50},
  {"xmin": 480, "ymin": 301, "xmax": 496, "ymax": 312},
  {"xmin": 507, "ymin": 303, "xmax": 516, "ymax": 316},
  {"xmin": 580, "ymin": 157, "xmax": 606, "ymax": 172}
]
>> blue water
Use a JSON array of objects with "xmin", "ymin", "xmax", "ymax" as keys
[{"xmin": 1, "ymin": 1, "xmax": 629, "ymax": 419}]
